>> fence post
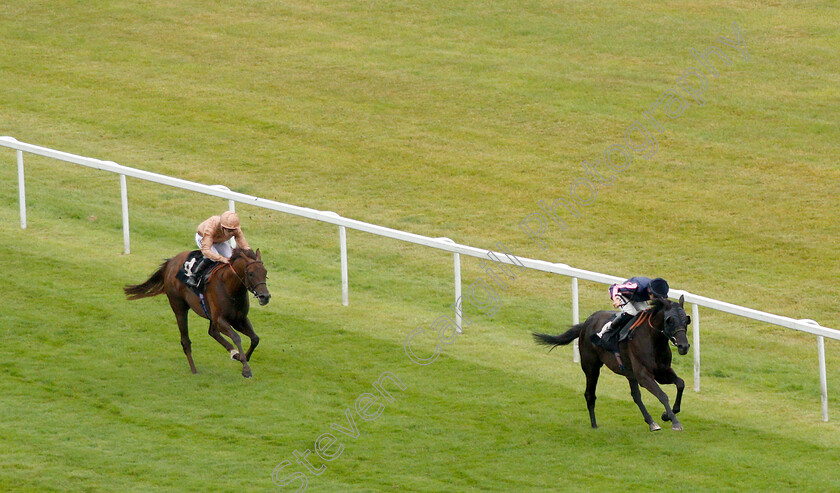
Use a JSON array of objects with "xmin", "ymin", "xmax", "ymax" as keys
[
  {"xmin": 16, "ymin": 149, "xmax": 26, "ymax": 229},
  {"xmin": 339, "ymin": 225, "xmax": 349, "ymax": 306},
  {"xmin": 323, "ymin": 212, "xmax": 349, "ymax": 306},
  {"xmin": 438, "ymin": 238, "xmax": 462, "ymax": 333},
  {"xmin": 693, "ymin": 303, "xmax": 700, "ymax": 392},
  {"xmin": 453, "ymin": 251, "xmax": 462, "ymax": 333},
  {"xmin": 800, "ymin": 319, "xmax": 828, "ymax": 421},
  {"xmin": 572, "ymin": 277, "xmax": 580, "ymax": 363},
  {"xmin": 818, "ymin": 335, "xmax": 828, "ymax": 422},
  {"xmin": 120, "ymin": 174, "xmax": 130, "ymax": 254}
]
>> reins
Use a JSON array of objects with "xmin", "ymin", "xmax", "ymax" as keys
[
  {"xmin": 633, "ymin": 307, "xmax": 688, "ymax": 348},
  {"xmin": 627, "ymin": 311, "xmax": 652, "ymax": 333}
]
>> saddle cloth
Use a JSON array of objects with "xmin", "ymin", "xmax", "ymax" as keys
[{"xmin": 175, "ymin": 251, "xmax": 219, "ymax": 294}]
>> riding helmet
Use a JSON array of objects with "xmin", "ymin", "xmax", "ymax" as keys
[
  {"xmin": 220, "ymin": 211, "xmax": 240, "ymax": 229},
  {"xmin": 649, "ymin": 278, "xmax": 669, "ymax": 298}
]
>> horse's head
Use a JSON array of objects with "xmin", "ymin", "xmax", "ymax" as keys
[
  {"xmin": 656, "ymin": 295, "xmax": 691, "ymax": 355},
  {"xmin": 233, "ymin": 248, "xmax": 271, "ymax": 306}
]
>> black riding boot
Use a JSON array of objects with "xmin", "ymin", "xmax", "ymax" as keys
[
  {"xmin": 590, "ymin": 312, "xmax": 632, "ymax": 346},
  {"xmin": 185, "ymin": 257, "xmax": 213, "ymax": 290},
  {"xmin": 611, "ymin": 312, "xmax": 633, "ymax": 336}
]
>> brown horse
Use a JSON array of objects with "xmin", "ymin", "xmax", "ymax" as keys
[
  {"xmin": 124, "ymin": 248, "xmax": 271, "ymax": 378},
  {"xmin": 533, "ymin": 296, "xmax": 691, "ymax": 431}
]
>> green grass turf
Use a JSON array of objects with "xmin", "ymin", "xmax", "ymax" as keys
[{"xmin": 1, "ymin": 1, "xmax": 839, "ymax": 491}]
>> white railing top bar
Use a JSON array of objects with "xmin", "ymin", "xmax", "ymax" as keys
[{"xmin": 3, "ymin": 136, "xmax": 838, "ymax": 341}]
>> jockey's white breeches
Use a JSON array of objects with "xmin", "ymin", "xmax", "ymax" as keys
[
  {"xmin": 596, "ymin": 298, "xmax": 651, "ymax": 338},
  {"xmin": 619, "ymin": 297, "xmax": 650, "ymax": 316},
  {"xmin": 195, "ymin": 233, "xmax": 233, "ymax": 258}
]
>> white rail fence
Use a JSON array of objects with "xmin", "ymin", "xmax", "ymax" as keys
[{"xmin": 3, "ymin": 136, "xmax": 837, "ymax": 421}]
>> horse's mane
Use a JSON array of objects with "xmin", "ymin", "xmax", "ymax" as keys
[
  {"xmin": 649, "ymin": 297, "xmax": 671, "ymax": 313},
  {"xmin": 230, "ymin": 248, "xmax": 257, "ymax": 261},
  {"xmin": 650, "ymin": 297, "xmax": 688, "ymax": 325}
]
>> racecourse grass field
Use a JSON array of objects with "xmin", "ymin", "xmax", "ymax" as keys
[{"xmin": 1, "ymin": 1, "xmax": 840, "ymax": 492}]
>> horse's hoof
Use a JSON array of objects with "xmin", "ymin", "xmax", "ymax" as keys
[
  {"xmin": 230, "ymin": 350, "xmax": 240, "ymax": 361},
  {"xmin": 242, "ymin": 369, "xmax": 252, "ymax": 378},
  {"xmin": 649, "ymin": 422, "xmax": 662, "ymax": 432},
  {"xmin": 672, "ymin": 423, "xmax": 683, "ymax": 431}
]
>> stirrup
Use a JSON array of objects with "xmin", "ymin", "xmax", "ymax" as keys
[{"xmin": 185, "ymin": 274, "xmax": 204, "ymax": 292}]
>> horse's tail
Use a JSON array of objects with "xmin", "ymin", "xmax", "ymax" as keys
[
  {"xmin": 124, "ymin": 261, "xmax": 168, "ymax": 300},
  {"xmin": 532, "ymin": 324, "xmax": 584, "ymax": 351}
]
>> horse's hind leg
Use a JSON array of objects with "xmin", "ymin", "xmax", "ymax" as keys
[
  {"xmin": 169, "ymin": 297, "xmax": 197, "ymax": 374},
  {"xmin": 584, "ymin": 365, "xmax": 601, "ymax": 429}
]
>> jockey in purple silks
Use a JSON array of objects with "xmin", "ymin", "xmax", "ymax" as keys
[{"xmin": 591, "ymin": 276, "xmax": 670, "ymax": 347}]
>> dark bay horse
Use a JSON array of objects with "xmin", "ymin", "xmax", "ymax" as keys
[
  {"xmin": 124, "ymin": 248, "xmax": 270, "ymax": 378},
  {"xmin": 533, "ymin": 296, "xmax": 691, "ymax": 431}
]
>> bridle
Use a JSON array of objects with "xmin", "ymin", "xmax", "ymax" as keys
[
  {"xmin": 660, "ymin": 309, "xmax": 688, "ymax": 347},
  {"xmin": 622, "ymin": 307, "xmax": 688, "ymax": 348},
  {"xmin": 665, "ymin": 326, "xmax": 688, "ymax": 347},
  {"xmin": 228, "ymin": 257, "xmax": 267, "ymax": 298}
]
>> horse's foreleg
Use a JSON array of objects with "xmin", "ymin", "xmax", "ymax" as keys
[
  {"xmin": 207, "ymin": 322, "xmax": 237, "ymax": 359},
  {"xmin": 673, "ymin": 376, "xmax": 685, "ymax": 416},
  {"xmin": 637, "ymin": 369, "xmax": 682, "ymax": 431},
  {"xmin": 656, "ymin": 368, "xmax": 685, "ymax": 419},
  {"xmin": 627, "ymin": 378, "xmax": 660, "ymax": 431},
  {"xmin": 216, "ymin": 316, "xmax": 251, "ymax": 378},
  {"xmin": 169, "ymin": 297, "xmax": 197, "ymax": 374},
  {"xmin": 234, "ymin": 317, "xmax": 260, "ymax": 362}
]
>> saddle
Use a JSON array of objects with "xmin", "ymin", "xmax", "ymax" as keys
[
  {"xmin": 175, "ymin": 251, "xmax": 220, "ymax": 295},
  {"xmin": 619, "ymin": 310, "xmax": 653, "ymax": 342},
  {"xmin": 599, "ymin": 311, "xmax": 650, "ymax": 353}
]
